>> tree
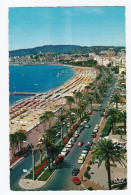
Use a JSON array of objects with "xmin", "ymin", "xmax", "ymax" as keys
[
  {"xmin": 39, "ymin": 114, "xmax": 48, "ymax": 132},
  {"xmin": 40, "ymin": 128, "xmax": 56, "ymax": 171},
  {"xmin": 73, "ymin": 91, "xmax": 82, "ymax": 105},
  {"xmin": 56, "ymin": 108, "xmax": 66, "ymax": 145},
  {"xmin": 65, "ymin": 96, "xmax": 75, "ymax": 110},
  {"xmin": 44, "ymin": 111, "xmax": 54, "ymax": 130},
  {"xmin": 92, "ymin": 139, "xmax": 125, "ymax": 190},
  {"xmin": 88, "ymin": 95, "xmax": 94, "ymax": 111},
  {"xmin": 110, "ymin": 94, "xmax": 121, "ymax": 109},
  {"xmin": 10, "ymin": 134, "xmax": 16, "ymax": 155},
  {"xmin": 16, "ymin": 130, "xmax": 27, "ymax": 151},
  {"xmin": 83, "ymin": 93, "xmax": 89, "ymax": 112},
  {"xmin": 107, "ymin": 109, "xmax": 119, "ymax": 134},
  {"xmin": 84, "ymin": 85, "xmax": 91, "ymax": 93}
]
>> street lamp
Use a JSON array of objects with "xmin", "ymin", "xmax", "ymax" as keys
[{"xmin": 23, "ymin": 140, "xmax": 36, "ymax": 181}]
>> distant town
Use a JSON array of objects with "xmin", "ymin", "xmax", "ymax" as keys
[{"xmin": 9, "ymin": 46, "xmax": 125, "ymax": 72}]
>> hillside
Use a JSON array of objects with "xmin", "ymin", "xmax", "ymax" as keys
[{"xmin": 9, "ymin": 45, "xmax": 81, "ymax": 57}]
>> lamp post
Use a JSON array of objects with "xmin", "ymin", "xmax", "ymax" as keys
[
  {"xmin": 32, "ymin": 149, "xmax": 35, "ymax": 181},
  {"xmin": 23, "ymin": 140, "xmax": 36, "ymax": 181}
]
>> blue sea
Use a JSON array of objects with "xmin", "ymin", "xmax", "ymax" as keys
[{"xmin": 9, "ymin": 65, "xmax": 75, "ymax": 106}]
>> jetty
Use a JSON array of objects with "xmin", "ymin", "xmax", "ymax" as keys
[{"xmin": 10, "ymin": 92, "xmax": 45, "ymax": 96}]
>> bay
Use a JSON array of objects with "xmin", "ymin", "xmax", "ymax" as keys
[{"xmin": 9, "ymin": 65, "xmax": 75, "ymax": 105}]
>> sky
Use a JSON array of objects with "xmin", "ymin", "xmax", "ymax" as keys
[{"xmin": 9, "ymin": 7, "xmax": 125, "ymax": 51}]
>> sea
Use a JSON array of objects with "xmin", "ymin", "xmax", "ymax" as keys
[{"xmin": 9, "ymin": 65, "xmax": 75, "ymax": 106}]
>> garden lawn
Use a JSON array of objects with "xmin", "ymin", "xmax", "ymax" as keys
[{"xmin": 38, "ymin": 166, "xmax": 56, "ymax": 181}]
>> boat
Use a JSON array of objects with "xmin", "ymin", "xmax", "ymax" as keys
[
  {"xmin": 34, "ymin": 84, "xmax": 38, "ymax": 86},
  {"xmin": 57, "ymin": 73, "xmax": 60, "ymax": 77}
]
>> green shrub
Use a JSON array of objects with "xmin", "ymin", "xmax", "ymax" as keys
[
  {"xmin": 101, "ymin": 118, "xmax": 112, "ymax": 137},
  {"xmin": 87, "ymin": 166, "xmax": 91, "ymax": 172},
  {"xmin": 88, "ymin": 187, "xmax": 93, "ymax": 190},
  {"xmin": 84, "ymin": 171, "xmax": 91, "ymax": 179}
]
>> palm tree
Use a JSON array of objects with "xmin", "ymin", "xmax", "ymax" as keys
[
  {"xmin": 88, "ymin": 95, "xmax": 94, "ymax": 111},
  {"xmin": 41, "ymin": 128, "xmax": 56, "ymax": 171},
  {"xmin": 10, "ymin": 134, "xmax": 16, "ymax": 155},
  {"xmin": 92, "ymin": 139, "xmax": 125, "ymax": 190},
  {"xmin": 107, "ymin": 108, "xmax": 119, "ymax": 134},
  {"xmin": 65, "ymin": 96, "xmax": 75, "ymax": 110},
  {"xmin": 17, "ymin": 130, "xmax": 27, "ymax": 151},
  {"xmin": 110, "ymin": 94, "xmax": 121, "ymax": 109},
  {"xmin": 84, "ymin": 85, "xmax": 91, "ymax": 93},
  {"xmin": 44, "ymin": 111, "xmax": 54, "ymax": 130},
  {"xmin": 35, "ymin": 142, "xmax": 45, "ymax": 165},
  {"xmin": 73, "ymin": 91, "xmax": 82, "ymax": 105},
  {"xmin": 66, "ymin": 110, "xmax": 74, "ymax": 132},
  {"xmin": 39, "ymin": 114, "xmax": 48, "ymax": 132},
  {"xmin": 117, "ymin": 111, "xmax": 126, "ymax": 135},
  {"xmin": 56, "ymin": 108, "xmax": 66, "ymax": 145},
  {"xmin": 83, "ymin": 93, "xmax": 89, "ymax": 112}
]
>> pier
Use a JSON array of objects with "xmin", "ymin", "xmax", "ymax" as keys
[{"xmin": 10, "ymin": 92, "xmax": 45, "ymax": 96}]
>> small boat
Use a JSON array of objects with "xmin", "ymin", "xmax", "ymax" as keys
[
  {"xmin": 57, "ymin": 73, "xmax": 60, "ymax": 77},
  {"xmin": 34, "ymin": 84, "xmax": 38, "ymax": 86}
]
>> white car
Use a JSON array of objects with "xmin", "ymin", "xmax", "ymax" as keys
[
  {"xmin": 83, "ymin": 119, "xmax": 87, "ymax": 123},
  {"xmin": 61, "ymin": 148, "xmax": 69, "ymax": 157},
  {"xmin": 78, "ymin": 156, "xmax": 85, "ymax": 164},
  {"xmin": 65, "ymin": 142, "xmax": 73, "ymax": 148},
  {"xmin": 81, "ymin": 150, "xmax": 88, "ymax": 158}
]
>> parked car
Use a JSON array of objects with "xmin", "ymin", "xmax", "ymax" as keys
[
  {"xmin": 87, "ymin": 140, "xmax": 93, "ymax": 146},
  {"xmin": 76, "ymin": 128, "xmax": 82, "ymax": 133},
  {"xmin": 61, "ymin": 148, "xmax": 69, "ymax": 157},
  {"xmin": 53, "ymin": 155, "xmax": 64, "ymax": 166},
  {"xmin": 72, "ymin": 168, "xmax": 80, "ymax": 176},
  {"xmin": 78, "ymin": 156, "xmax": 85, "ymax": 164},
  {"xmin": 83, "ymin": 119, "xmax": 88, "ymax": 123},
  {"xmin": 70, "ymin": 137, "xmax": 77, "ymax": 143},
  {"xmin": 81, "ymin": 150, "xmax": 88, "ymax": 158},
  {"xmin": 100, "ymin": 113, "xmax": 104, "ymax": 117},
  {"xmin": 65, "ymin": 142, "xmax": 74, "ymax": 148},
  {"xmin": 74, "ymin": 133, "xmax": 79, "ymax": 138},
  {"xmin": 84, "ymin": 145, "xmax": 91, "ymax": 151},
  {"xmin": 72, "ymin": 177, "xmax": 81, "ymax": 185},
  {"xmin": 91, "ymin": 132, "xmax": 97, "ymax": 138},
  {"xmin": 85, "ymin": 123, "xmax": 90, "ymax": 128},
  {"xmin": 77, "ymin": 141, "xmax": 84, "ymax": 147}
]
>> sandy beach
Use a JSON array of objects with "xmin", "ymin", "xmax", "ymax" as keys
[{"xmin": 9, "ymin": 66, "xmax": 97, "ymax": 135}]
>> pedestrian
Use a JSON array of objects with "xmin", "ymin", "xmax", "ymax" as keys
[{"xmin": 81, "ymin": 175, "xmax": 83, "ymax": 181}]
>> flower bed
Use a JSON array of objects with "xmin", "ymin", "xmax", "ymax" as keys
[
  {"xmin": 10, "ymin": 150, "xmax": 27, "ymax": 165},
  {"xmin": 70, "ymin": 120, "xmax": 81, "ymax": 134},
  {"xmin": 34, "ymin": 159, "xmax": 48, "ymax": 176},
  {"xmin": 10, "ymin": 155, "xmax": 21, "ymax": 165},
  {"xmin": 63, "ymin": 137, "xmax": 67, "ymax": 144},
  {"xmin": 89, "ymin": 111, "xmax": 92, "ymax": 115}
]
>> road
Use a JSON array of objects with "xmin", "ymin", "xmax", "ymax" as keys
[{"xmin": 10, "ymin": 75, "xmax": 116, "ymax": 191}]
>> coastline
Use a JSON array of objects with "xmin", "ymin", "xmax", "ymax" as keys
[
  {"xmin": 9, "ymin": 65, "xmax": 96, "ymax": 135},
  {"xmin": 9, "ymin": 64, "xmax": 76, "ymax": 107}
]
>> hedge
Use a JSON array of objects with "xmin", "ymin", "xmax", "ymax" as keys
[{"xmin": 101, "ymin": 118, "xmax": 112, "ymax": 137}]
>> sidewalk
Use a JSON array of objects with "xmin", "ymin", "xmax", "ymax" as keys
[
  {"xmin": 78, "ymin": 117, "xmax": 107, "ymax": 190},
  {"xmin": 19, "ymin": 179, "xmax": 45, "ymax": 190}
]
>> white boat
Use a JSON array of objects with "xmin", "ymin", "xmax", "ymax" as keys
[{"xmin": 57, "ymin": 73, "xmax": 60, "ymax": 77}]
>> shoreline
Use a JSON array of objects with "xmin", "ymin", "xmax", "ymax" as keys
[
  {"xmin": 9, "ymin": 64, "xmax": 76, "ymax": 107},
  {"xmin": 9, "ymin": 62, "xmax": 75, "ymax": 68},
  {"xmin": 9, "ymin": 65, "xmax": 97, "ymax": 134}
]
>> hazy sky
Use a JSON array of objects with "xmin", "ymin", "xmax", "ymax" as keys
[{"xmin": 9, "ymin": 7, "xmax": 125, "ymax": 51}]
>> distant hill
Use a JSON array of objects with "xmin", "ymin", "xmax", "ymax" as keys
[
  {"xmin": 9, "ymin": 45, "xmax": 81, "ymax": 57},
  {"xmin": 9, "ymin": 45, "xmax": 125, "ymax": 57}
]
